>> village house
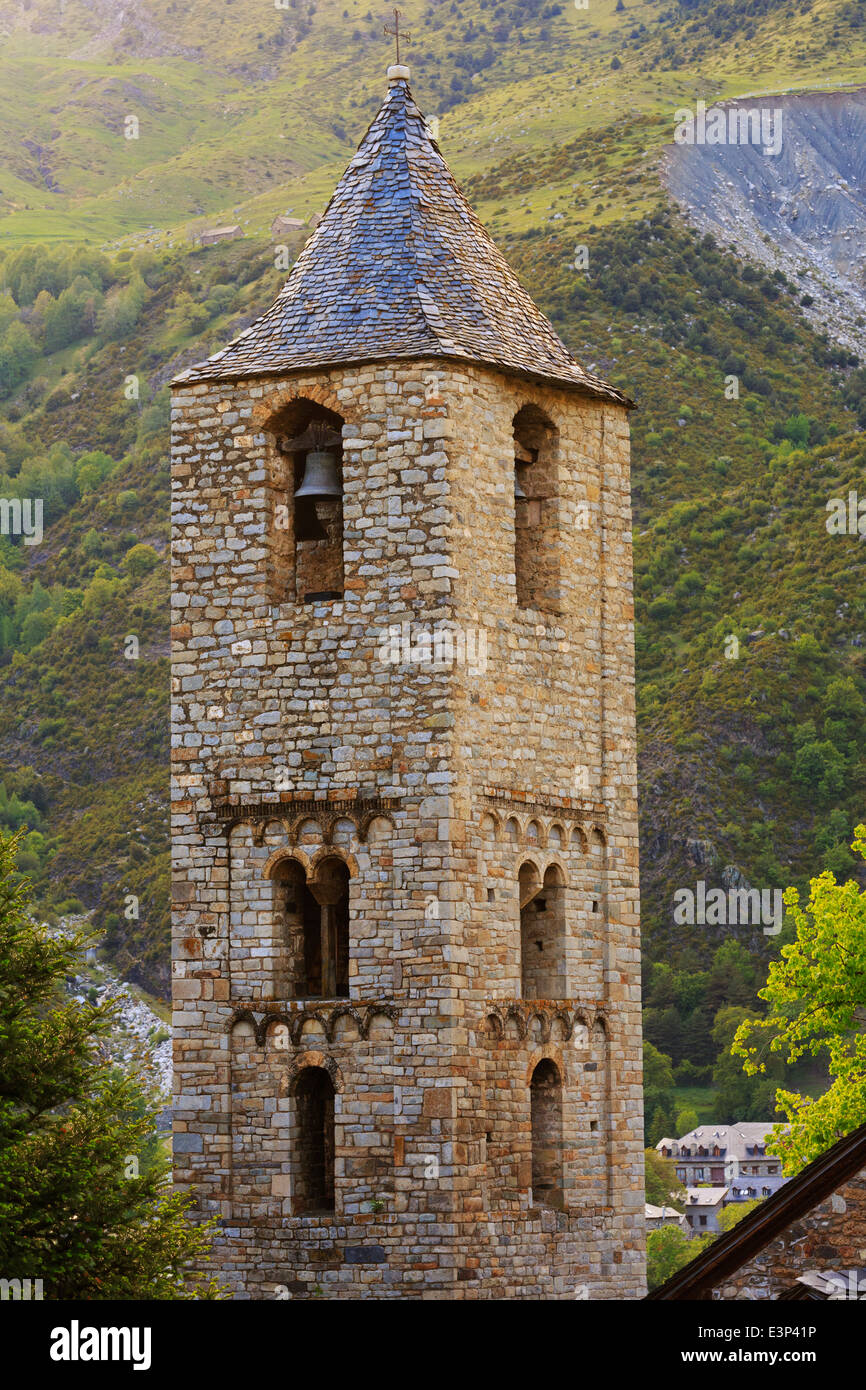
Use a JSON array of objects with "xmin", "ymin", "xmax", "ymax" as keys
[
  {"xmin": 658, "ymin": 1122, "xmax": 787, "ymax": 1202},
  {"xmin": 197, "ymin": 224, "xmax": 243, "ymax": 247}
]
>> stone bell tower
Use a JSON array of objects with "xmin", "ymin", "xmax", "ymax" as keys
[{"xmin": 170, "ymin": 62, "xmax": 644, "ymax": 1300}]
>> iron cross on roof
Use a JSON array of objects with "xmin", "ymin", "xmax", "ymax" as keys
[{"xmin": 384, "ymin": 8, "xmax": 411, "ymax": 64}]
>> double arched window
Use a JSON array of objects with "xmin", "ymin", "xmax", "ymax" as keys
[
  {"xmin": 518, "ymin": 862, "xmax": 566, "ymax": 1000},
  {"xmin": 274, "ymin": 856, "xmax": 350, "ymax": 999}
]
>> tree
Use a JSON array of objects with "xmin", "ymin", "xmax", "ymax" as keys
[
  {"xmin": 717, "ymin": 1199, "xmax": 760, "ymax": 1234},
  {"xmin": 733, "ymin": 826, "xmax": 866, "ymax": 1174},
  {"xmin": 675, "ymin": 1107, "xmax": 699, "ymax": 1135},
  {"xmin": 645, "ymin": 1147, "xmax": 686, "ymax": 1210},
  {"xmin": 712, "ymin": 1005, "xmax": 784, "ymax": 1122},
  {"xmin": 124, "ymin": 543, "xmax": 160, "ymax": 579},
  {"xmin": 0, "ymin": 832, "xmax": 221, "ymax": 1298},
  {"xmin": 646, "ymin": 1225, "xmax": 712, "ymax": 1291}
]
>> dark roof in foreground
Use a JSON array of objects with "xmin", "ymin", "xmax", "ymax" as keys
[
  {"xmin": 173, "ymin": 68, "xmax": 628, "ymax": 404},
  {"xmin": 647, "ymin": 1120, "xmax": 866, "ymax": 1300}
]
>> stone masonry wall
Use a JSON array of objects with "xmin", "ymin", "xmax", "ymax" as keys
[{"xmin": 170, "ymin": 356, "xmax": 644, "ymax": 1299}]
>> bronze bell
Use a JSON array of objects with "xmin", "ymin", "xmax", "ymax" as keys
[
  {"xmin": 294, "ymin": 449, "xmax": 342, "ymax": 499},
  {"xmin": 514, "ymin": 440, "xmax": 536, "ymax": 500}
]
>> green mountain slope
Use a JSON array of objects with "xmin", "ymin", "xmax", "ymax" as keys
[{"xmin": 0, "ymin": 1, "xmax": 864, "ymax": 1122}]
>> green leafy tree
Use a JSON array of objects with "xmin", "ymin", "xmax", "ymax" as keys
[
  {"xmin": 645, "ymin": 1040, "xmax": 677, "ymax": 1143},
  {"xmin": 0, "ymin": 832, "xmax": 221, "ymax": 1298},
  {"xmin": 646, "ymin": 1225, "xmax": 712, "ymax": 1291},
  {"xmin": 124, "ymin": 543, "xmax": 160, "ymax": 579},
  {"xmin": 712, "ymin": 1005, "xmax": 785, "ymax": 1122},
  {"xmin": 733, "ymin": 827, "xmax": 866, "ymax": 1174},
  {"xmin": 674, "ymin": 1107, "xmax": 699, "ymax": 1135},
  {"xmin": 716, "ymin": 1199, "xmax": 760, "ymax": 1234},
  {"xmin": 644, "ymin": 1147, "xmax": 686, "ymax": 1210}
]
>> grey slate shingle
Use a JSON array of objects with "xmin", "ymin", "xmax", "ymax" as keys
[{"xmin": 174, "ymin": 75, "xmax": 628, "ymax": 404}]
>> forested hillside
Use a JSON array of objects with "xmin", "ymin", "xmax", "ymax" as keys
[{"xmin": 1, "ymin": 0, "xmax": 864, "ymax": 1122}]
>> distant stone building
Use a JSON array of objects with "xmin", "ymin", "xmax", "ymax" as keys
[
  {"xmin": 658, "ymin": 1122, "xmax": 787, "ymax": 1202},
  {"xmin": 197, "ymin": 224, "xmax": 243, "ymax": 246},
  {"xmin": 271, "ymin": 214, "xmax": 306, "ymax": 236},
  {"xmin": 170, "ymin": 63, "xmax": 643, "ymax": 1299}
]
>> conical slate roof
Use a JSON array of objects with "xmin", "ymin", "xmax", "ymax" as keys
[{"xmin": 174, "ymin": 71, "xmax": 627, "ymax": 403}]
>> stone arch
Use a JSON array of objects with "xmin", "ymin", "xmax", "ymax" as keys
[
  {"xmin": 365, "ymin": 1011, "xmax": 394, "ymax": 1042},
  {"xmin": 228, "ymin": 820, "xmax": 256, "ymax": 849},
  {"xmin": 329, "ymin": 816, "xmax": 357, "ymax": 847},
  {"xmin": 570, "ymin": 825, "xmax": 588, "ymax": 853},
  {"xmin": 548, "ymin": 822, "xmax": 565, "ymax": 850},
  {"xmin": 359, "ymin": 811, "xmax": 394, "ymax": 843},
  {"xmin": 263, "ymin": 847, "xmax": 312, "ymax": 881},
  {"xmin": 526, "ymin": 1011, "xmax": 547, "ymax": 1043},
  {"xmin": 330, "ymin": 1006, "xmax": 361, "ymax": 1043},
  {"xmin": 294, "ymin": 816, "xmax": 323, "ymax": 847},
  {"xmin": 572, "ymin": 1014, "xmax": 591, "ymax": 1050},
  {"xmin": 286, "ymin": 1051, "xmax": 345, "ymax": 1095},
  {"xmin": 258, "ymin": 383, "xmax": 348, "ymax": 433},
  {"xmin": 265, "ymin": 1019, "xmax": 291, "ymax": 1051},
  {"xmin": 541, "ymin": 857, "xmax": 568, "ymax": 887},
  {"xmin": 307, "ymin": 844, "xmax": 359, "ymax": 882},
  {"xmin": 505, "ymin": 816, "xmax": 521, "ymax": 845},
  {"xmin": 525, "ymin": 818, "xmax": 542, "ymax": 846},
  {"xmin": 261, "ymin": 816, "xmax": 291, "ymax": 845},
  {"xmin": 590, "ymin": 825, "xmax": 607, "ymax": 850},
  {"xmin": 480, "ymin": 811, "xmax": 500, "ymax": 839},
  {"xmin": 504, "ymin": 1005, "xmax": 525, "ymax": 1040},
  {"xmin": 484, "ymin": 1012, "xmax": 503, "ymax": 1040},
  {"xmin": 299, "ymin": 1015, "xmax": 328, "ymax": 1043},
  {"xmin": 361, "ymin": 1003, "xmax": 399, "ymax": 1039},
  {"xmin": 550, "ymin": 1011, "xmax": 570, "ymax": 1042},
  {"xmin": 229, "ymin": 1013, "xmax": 257, "ymax": 1046}
]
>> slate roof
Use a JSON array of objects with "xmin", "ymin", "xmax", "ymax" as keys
[
  {"xmin": 662, "ymin": 1123, "xmax": 780, "ymax": 1161},
  {"xmin": 174, "ymin": 71, "xmax": 627, "ymax": 403}
]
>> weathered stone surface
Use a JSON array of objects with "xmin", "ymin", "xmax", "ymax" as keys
[{"xmin": 171, "ymin": 70, "xmax": 644, "ymax": 1303}]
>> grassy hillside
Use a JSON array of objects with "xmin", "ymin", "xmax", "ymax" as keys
[{"xmin": 1, "ymin": 0, "xmax": 864, "ymax": 1123}]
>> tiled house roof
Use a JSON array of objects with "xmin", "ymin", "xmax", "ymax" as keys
[{"xmin": 174, "ymin": 70, "xmax": 628, "ymax": 403}]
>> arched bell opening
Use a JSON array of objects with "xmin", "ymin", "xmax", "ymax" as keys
[
  {"xmin": 512, "ymin": 403, "xmax": 561, "ymax": 614},
  {"xmin": 271, "ymin": 399, "xmax": 345, "ymax": 603}
]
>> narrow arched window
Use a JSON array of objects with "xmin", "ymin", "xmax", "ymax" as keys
[
  {"xmin": 294, "ymin": 1067, "xmax": 335, "ymax": 1214},
  {"xmin": 530, "ymin": 1059, "xmax": 563, "ymax": 1208},
  {"xmin": 512, "ymin": 403, "xmax": 560, "ymax": 613}
]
